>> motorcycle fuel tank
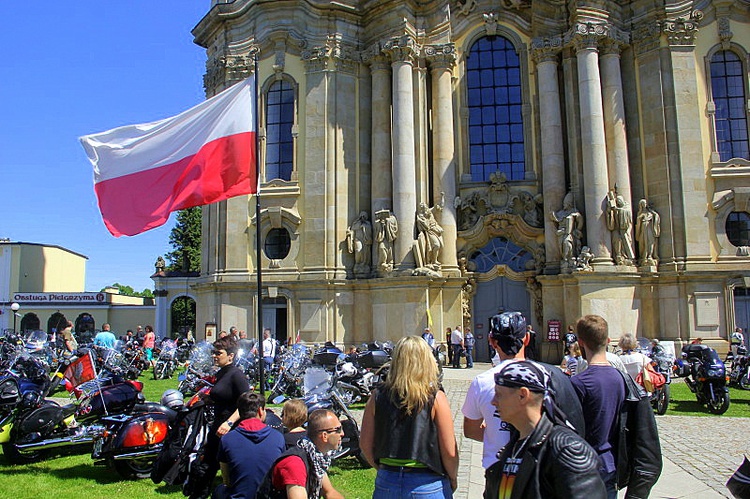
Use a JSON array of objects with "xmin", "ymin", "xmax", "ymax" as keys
[{"xmin": 78, "ymin": 382, "xmax": 140, "ymax": 421}]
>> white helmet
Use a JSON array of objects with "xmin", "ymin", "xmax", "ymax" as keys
[
  {"xmin": 160, "ymin": 389, "xmax": 185, "ymax": 410},
  {"xmin": 339, "ymin": 362, "xmax": 357, "ymax": 378}
]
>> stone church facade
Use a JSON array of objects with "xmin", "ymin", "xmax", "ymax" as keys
[{"xmin": 176, "ymin": 0, "xmax": 750, "ymax": 361}]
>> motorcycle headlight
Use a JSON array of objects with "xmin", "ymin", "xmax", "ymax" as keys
[{"xmin": 706, "ymin": 367, "xmax": 724, "ymax": 378}]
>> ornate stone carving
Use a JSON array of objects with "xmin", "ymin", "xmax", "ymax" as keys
[
  {"xmin": 526, "ymin": 277, "xmax": 543, "ymax": 327},
  {"xmin": 455, "ymin": 0, "xmax": 477, "ymax": 16},
  {"xmin": 575, "ymin": 246, "xmax": 595, "ymax": 271},
  {"xmin": 203, "ymin": 51, "xmax": 258, "ymax": 94},
  {"xmin": 531, "ymin": 37, "xmax": 562, "ymax": 63},
  {"xmin": 549, "ymin": 192, "xmax": 584, "ymax": 272},
  {"xmin": 382, "ymin": 36, "xmax": 418, "ymax": 64},
  {"xmin": 566, "ymin": 22, "xmax": 610, "ymax": 51},
  {"xmin": 424, "ymin": 44, "xmax": 456, "ymax": 70},
  {"xmin": 501, "ymin": 0, "xmax": 531, "ymax": 10},
  {"xmin": 413, "ymin": 193, "xmax": 445, "ymax": 276},
  {"xmin": 302, "ymin": 35, "xmax": 360, "ymax": 74},
  {"xmin": 635, "ymin": 199, "xmax": 661, "ymax": 266},
  {"xmin": 483, "ymin": 12, "xmax": 499, "ymax": 37},
  {"xmin": 662, "ymin": 10, "xmax": 703, "ymax": 47},
  {"xmin": 462, "ymin": 277, "xmax": 477, "ymax": 325},
  {"xmin": 718, "ymin": 16, "xmax": 733, "ymax": 50},
  {"xmin": 155, "ymin": 256, "xmax": 166, "ymax": 272},
  {"xmin": 606, "ymin": 190, "xmax": 636, "ymax": 266},
  {"xmin": 374, "ymin": 209, "xmax": 398, "ymax": 276},
  {"xmin": 455, "ymin": 172, "xmax": 543, "ymax": 231},
  {"xmin": 346, "ymin": 211, "xmax": 373, "ymax": 279}
]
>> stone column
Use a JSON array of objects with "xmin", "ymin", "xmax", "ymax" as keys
[
  {"xmin": 384, "ymin": 38, "xmax": 418, "ymax": 271},
  {"xmin": 600, "ymin": 38, "xmax": 632, "ymax": 206},
  {"xmin": 532, "ymin": 40, "xmax": 565, "ymax": 273},
  {"xmin": 426, "ymin": 44, "xmax": 458, "ymax": 272},
  {"xmin": 369, "ymin": 55, "xmax": 393, "ymax": 215},
  {"xmin": 571, "ymin": 27, "xmax": 612, "ymax": 264}
]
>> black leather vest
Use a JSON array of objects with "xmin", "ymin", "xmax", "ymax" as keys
[{"xmin": 372, "ymin": 388, "xmax": 445, "ymax": 476}]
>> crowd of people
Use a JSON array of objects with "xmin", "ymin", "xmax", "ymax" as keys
[{"xmin": 180, "ymin": 312, "xmax": 663, "ymax": 499}]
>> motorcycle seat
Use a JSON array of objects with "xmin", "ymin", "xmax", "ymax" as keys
[
  {"xmin": 61, "ymin": 403, "xmax": 77, "ymax": 420},
  {"xmin": 133, "ymin": 402, "xmax": 178, "ymax": 424}
]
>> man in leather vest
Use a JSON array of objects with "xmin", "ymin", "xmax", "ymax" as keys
[{"xmin": 484, "ymin": 361, "xmax": 605, "ymax": 498}]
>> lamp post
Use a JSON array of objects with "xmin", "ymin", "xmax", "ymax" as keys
[{"xmin": 10, "ymin": 302, "xmax": 20, "ymax": 334}]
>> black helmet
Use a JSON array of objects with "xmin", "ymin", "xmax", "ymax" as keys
[{"xmin": 490, "ymin": 312, "xmax": 527, "ymax": 356}]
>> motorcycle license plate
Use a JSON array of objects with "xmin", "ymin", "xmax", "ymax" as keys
[{"xmin": 92, "ymin": 438, "xmax": 103, "ymax": 457}]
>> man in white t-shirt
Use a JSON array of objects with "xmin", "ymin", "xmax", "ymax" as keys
[
  {"xmin": 450, "ymin": 326, "xmax": 464, "ymax": 369},
  {"xmin": 731, "ymin": 327, "xmax": 745, "ymax": 358},
  {"xmin": 262, "ymin": 328, "xmax": 276, "ymax": 390},
  {"xmin": 462, "ymin": 312, "xmax": 585, "ymax": 470}
]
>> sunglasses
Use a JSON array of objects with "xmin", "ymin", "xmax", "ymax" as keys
[
  {"xmin": 318, "ymin": 426, "xmax": 343, "ymax": 435},
  {"xmin": 212, "ymin": 350, "xmax": 226, "ymax": 356}
]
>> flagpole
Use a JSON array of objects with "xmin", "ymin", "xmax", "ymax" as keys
[{"xmin": 253, "ymin": 53, "xmax": 265, "ymax": 398}]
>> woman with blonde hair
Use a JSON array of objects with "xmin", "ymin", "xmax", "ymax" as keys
[
  {"xmin": 360, "ymin": 336, "xmax": 458, "ymax": 498},
  {"xmin": 281, "ymin": 398, "xmax": 308, "ymax": 449},
  {"xmin": 618, "ymin": 332, "xmax": 652, "ymax": 382}
]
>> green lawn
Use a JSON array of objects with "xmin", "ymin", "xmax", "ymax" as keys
[{"xmin": 666, "ymin": 380, "xmax": 750, "ymax": 417}]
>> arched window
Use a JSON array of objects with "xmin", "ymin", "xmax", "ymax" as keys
[
  {"xmin": 470, "ymin": 237, "xmax": 532, "ymax": 273},
  {"xmin": 710, "ymin": 50, "xmax": 749, "ymax": 161},
  {"xmin": 265, "ymin": 79, "xmax": 295, "ymax": 181},
  {"xmin": 47, "ymin": 312, "xmax": 68, "ymax": 334},
  {"xmin": 467, "ymin": 36, "xmax": 525, "ymax": 181},
  {"xmin": 19, "ymin": 313, "xmax": 40, "ymax": 333}
]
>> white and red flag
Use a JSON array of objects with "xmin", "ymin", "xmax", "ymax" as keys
[{"xmin": 80, "ymin": 77, "xmax": 256, "ymax": 237}]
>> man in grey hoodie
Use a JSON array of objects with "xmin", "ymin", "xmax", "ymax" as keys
[{"xmin": 215, "ymin": 391, "xmax": 285, "ymax": 499}]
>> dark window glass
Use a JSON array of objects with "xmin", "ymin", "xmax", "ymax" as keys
[
  {"xmin": 711, "ymin": 51, "xmax": 749, "ymax": 161},
  {"xmin": 727, "ymin": 212, "xmax": 750, "ymax": 247},
  {"xmin": 264, "ymin": 228, "xmax": 291, "ymax": 260},
  {"xmin": 467, "ymin": 36, "xmax": 525, "ymax": 181},
  {"xmin": 265, "ymin": 80, "xmax": 295, "ymax": 181}
]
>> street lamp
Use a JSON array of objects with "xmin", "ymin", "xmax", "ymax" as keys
[{"xmin": 10, "ymin": 302, "xmax": 19, "ymax": 334}]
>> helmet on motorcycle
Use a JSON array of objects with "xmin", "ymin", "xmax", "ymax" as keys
[
  {"xmin": 160, "ymin": 389, "xmax": 185, "ymax": 410},
  {"xmin": 338, "ymin": 362, "xmax": 357, "ymax": 378},
  {"xmin": 738, "ymin": 345, "xmax": 748, "ymax": 356}
]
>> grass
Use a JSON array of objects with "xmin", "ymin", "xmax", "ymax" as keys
[
  {"xmin": 666, "ymin": 380, "xmax": 750, "ymax": 417},
  {"xmin": 0, "ymin": 367, "xmax": 377, "ymax": 498}
]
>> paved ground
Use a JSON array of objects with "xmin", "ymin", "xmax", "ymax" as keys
[{"xmin": 441, "ymin": 363, "xmax": 749, "ymax": 499}]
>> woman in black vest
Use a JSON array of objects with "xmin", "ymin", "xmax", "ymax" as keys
[{"xmin": 360, "ymin": 336, "xmax": 458, "ymax": 498}]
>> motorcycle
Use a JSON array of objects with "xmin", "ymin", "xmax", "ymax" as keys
[
  {"xmin": 299, "ymin": 365, "xmax": 369, "ymax": 467},
  {"xmin": 682, "ymin": 343, "xmax": 731, "ymax": 414},
  {"xmin": 153, "ymin": 339, "xmax": 178, "ymax": 380},
  {"xmin": 177, "ymin": 341, "xmax": 217, "ymax": 397},
  {"xmin": 266, "ymin": 344, "xmax": 311, "ymax": 403},
  {"xmin": 0, "ymin": 345, "xmax": 148, "ymax": 464},
  {"xmin": 235, "ymin": 343, "xmax": 259, "ymax": 388},
  {"xmin": 645, "ymin": 339, "xmax": 673, "ymax": 415},
  {"xmin": 90, "ymin": 389, "xmax": 183, "ymax": 479},
  {"xmin": 728, "ymin": 345, "xmax": 750, "ymax": 390}
]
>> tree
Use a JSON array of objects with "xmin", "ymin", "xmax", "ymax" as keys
[
  {"xmin": 165, "ymin": 207, "xmax": 201, "ymax": 272},
  {"xmin": 102, "ymin": 283, "xmax": 153, "ymax": 298}
]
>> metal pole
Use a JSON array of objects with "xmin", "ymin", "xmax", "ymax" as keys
[{"xmin": 253, "ymin": 53, "xmax": 265, "ymax": 397}]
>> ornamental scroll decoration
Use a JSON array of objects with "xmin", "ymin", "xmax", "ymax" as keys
[
  {"xmin": 203, "ymin": 50, "xmax": 258, "ymax": 95},
  {"xmin": 662, "ymin": 10, "xmax": 704, "ymax": 46}
]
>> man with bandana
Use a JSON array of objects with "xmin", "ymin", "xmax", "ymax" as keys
[
  {"xmin": 263, "ymin": 409, "xmax": 344, "ymax": 499},
  {"xmin": 485, "ymin": 361, "xmax": 605, "ymax": 499},
  {"xmin": 461, "ymin": 312, "xmax": 585, "ymax": 472}
]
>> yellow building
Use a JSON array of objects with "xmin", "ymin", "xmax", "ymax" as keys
[{"xmin": 0, "ymin": 241, "xmax": 154, "ymax": 338}]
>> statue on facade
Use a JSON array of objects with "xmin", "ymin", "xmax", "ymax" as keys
[
  {"xmin": 550, "ymin": 192, "xmax": 584, "ymax": 269},
  {"xmin": 576, "ymin": 246, "xmax": 595, "ymax": 271},
  {"xmin": 414, "ymin": 193, "xmax": 445, "ymax": 271},
  {"xmin": 606, "ymin": 190, "xmax": 636, "ymax": 265},
  {"xmin": 488, "ymin": 171, "xmax": 511, "ymax": 210},
  {"xmin": 347, "ymin": 211, "xmax": 373, "ymax": 278},
  {"xmin": 635, "ymin": 198, "xmax": 661, "ymax": 266},
  {"xmin": 155, "ymin": 256, "xmax": 166, "ymax": 272},
  {"xmin": 374, "ymin": 209, "xmax": 398, "ymax": 275}
]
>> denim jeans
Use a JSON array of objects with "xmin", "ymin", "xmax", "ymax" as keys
[
  {"xmin": 374, "ymin": 469, "xmax": 452, "ymax": 499},
  {"xmin": 464, "ymin": 347, "xmax": 473, "ymax": 368}
]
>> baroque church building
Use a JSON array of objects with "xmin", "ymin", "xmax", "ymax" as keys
[{"xmin": 162, "ymin": 0, "xmax": 750, "ymax": 361}]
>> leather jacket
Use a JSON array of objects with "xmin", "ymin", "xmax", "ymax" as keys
[
  {"xmin": 484, "ymin": 414, "xmax": 606, "ymax": 499},
  {"xmin": 616, "ymin": 370, "xmax": 663, "ymax": 499}
]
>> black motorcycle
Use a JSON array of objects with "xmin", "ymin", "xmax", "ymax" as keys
[
  {"xmin": 682, "ymin": 344, "xmax": 730, "ymax": 414},
  {"xmin": 266, "ymin": 344, "xmax": 311, "ymax": 404},
  {"xmin": 646, "ymin": 340, "xmax": 673, "ymax": 415},
  {"xmin": 728, "ymin": 345, "xmax": 750, "ymax": 390},
  {"xmin": 177, "ymin": 341, "xmax": 217, "ymax": 397},
  {"xmin": 153, "ymin": 339, "xmax": 178, "ymax": 380}
]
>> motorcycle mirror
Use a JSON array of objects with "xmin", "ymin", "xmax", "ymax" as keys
[{"xmin": 272, "ymin": 395, "xmax": 287, "ymax": 405}]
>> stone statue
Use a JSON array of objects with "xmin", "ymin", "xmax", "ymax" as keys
[
  {"xmin": 155, "ymin": 256, "xmax": 166, "ymax": 272},
  {"xmin": 606, "ymin": 190, "xmax": 636, "ymax": 265},
  {"xmin": 635, "ymin": 199, "xmax": 661, "ymax": 266},
  {"xmin": 550, "ymin": 192, "xmax": 584, "ymax": 269},
  {"xmin": 414, "ymin": 193, "xmax": 445, "ymax": 270},
  {"xmin": 488, "ymin": 171, "xmax": 511, "ymax": 209},
  {"xmin": 375, "ymin": 209, "xmax": 398, "ymax": 275},
  {"xmin": 347, "ymin": 211, "xmax": 373, "ymax": 278},
  {"xmin": 576, "ymin": 246, "xmax": 594, "ymax": 271}
]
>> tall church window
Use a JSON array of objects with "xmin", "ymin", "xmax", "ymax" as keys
[
  {"xmin": 265, "ymin": 79, "xmax": 295, "ymax": 181},
  {"xmin": 710, "ymin": 50, "xmax": 749, "ymax": 161},
  {"xmin": 467, "ymin": 36, "xmax": 525, "ymax": 181}
]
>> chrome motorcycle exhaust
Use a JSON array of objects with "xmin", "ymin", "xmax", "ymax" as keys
[
  {"xmin": 110, "ymin": 446, "xmax": 162, "ymax": 460},
  {"xmin": 14, "ymin": 425, "xmax": 106, "ymax": 452}
]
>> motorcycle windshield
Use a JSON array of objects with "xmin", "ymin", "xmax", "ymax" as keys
[
  {"xmin": 303, "ymin": 366, "xmax": 332, "ymax": 404},
  {"xmin": 159, "ymin": 339, "xmax": 177, "ymax": 357},
  {"xmin": 188, "ymin": 341, "xmax": 216, "ymax": 375}
]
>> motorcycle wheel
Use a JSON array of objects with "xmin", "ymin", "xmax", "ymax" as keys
[
  {"xmin": 153, "ymin": 364, "xmax": 164, "ymax": 380},
  {"xmin": 739, "ymin": 370, "xmax": 750, "ymax": 390},
  {"xmin": 707, "ymin": 390, "xmax": 730, "ymax": 415},
  {"xmin": 654, "ymin": 384, "xmax": 670, "ymax": 415},
  {"xmin": 112, "ymin": 457, "xmax": 155, "ymax": 480},
  {"xmin": 2, "ymin": 443, "xmax": 48, "ymax": 464}
]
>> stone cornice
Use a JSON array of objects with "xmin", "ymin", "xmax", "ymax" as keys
[
  {"xmin": 531, "ymin": 37, "xmax": 563, "ymax": 63},
  {"xmin": 662, "ymin": 10, "xmax": 703, "ymax": 47},
  {"xmin": 423, "ymin": 44, "xmax": 457, "ymax": 70},
  {"xmin": 203, "ymin": 50, "xmax": 258, "ymax": 95},
  {"xmin": 301, "ymin": 35, "xmax": 360, "ymax": 74}
]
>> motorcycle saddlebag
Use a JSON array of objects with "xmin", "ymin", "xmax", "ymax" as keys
[
  {"xmin": 19, "ymin": 402, "xmax": 63, "ymax": 435},
  {"xmin": 357, "ymin": 350, "xmax": 390, "ymax": 369},
  {"xmin": 0, "ymin": 377, "xmax": 20, "ymax": 407}
]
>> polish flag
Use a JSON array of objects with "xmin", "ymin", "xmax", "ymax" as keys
[{"xmin": 80, "ymin": 77, "xmax": 256, "ymax": 237}]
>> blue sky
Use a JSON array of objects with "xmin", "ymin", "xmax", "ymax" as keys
[{"xmin": 0, "ymin": 2, "xmax": 210, "ymax": 293}]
